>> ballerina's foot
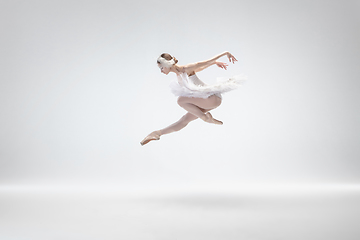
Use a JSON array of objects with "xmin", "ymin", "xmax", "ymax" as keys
[
  {"xmin": 201, "ymin": 112, "xmax": 223, "ymax": 125},
  {"xmin": 140, "ymin": 131, "xmax": 161, "ymax": 146},
  {"xmin": 207, "ymin": 112, "xmax": 223, "ymax": 125}
]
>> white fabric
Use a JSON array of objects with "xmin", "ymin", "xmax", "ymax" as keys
[
  {"xmin": 157, "ymin": 56, "xmax": 175, "ymax": 68},
  {"xmin": 169, "ymin": 73, "xmax": 247, "ymax": 99}
]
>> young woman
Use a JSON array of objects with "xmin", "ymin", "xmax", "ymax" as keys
[{"xmin": 140, "ymin": 51, "xmax": 246, "ymax": 146}]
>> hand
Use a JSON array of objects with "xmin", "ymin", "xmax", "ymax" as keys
[
  {"xmin": 215, "ymin": 61, "xmax": 228, "ymax": 70},
  {"xmin": 226, "ymin": 52, "xmax": 238, "ymax": 64}
]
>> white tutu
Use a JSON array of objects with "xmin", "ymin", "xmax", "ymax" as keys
[{"xmin": 169, "ymin": 72, "xmax": 247, "ymax": 99}]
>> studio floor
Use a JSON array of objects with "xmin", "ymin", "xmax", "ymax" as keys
[{"xmin": 1, "ymin": 184, "xmax": 359, "ymax": 240}]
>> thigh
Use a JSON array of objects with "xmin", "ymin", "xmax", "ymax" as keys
[{"xmin": 177, "ymin": 95, "xmax": 221, "ymax": 110}]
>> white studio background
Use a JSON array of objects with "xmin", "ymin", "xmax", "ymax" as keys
[{"xmin": 0, "ymin": 0, "xmax": 359, "ymax": 188}]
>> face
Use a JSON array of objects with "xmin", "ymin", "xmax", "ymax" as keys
[{"xmin": 158, "ymin": 63, "xmax": 170, "ymax": 75}]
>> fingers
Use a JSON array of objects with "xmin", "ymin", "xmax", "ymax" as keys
[
  {"xmin": 220, "ymin": 63, "xmax": 228, "ymax": 70},
  {"xmin": 228, "ymin": 54, "xmax": 238, "ymax": 64},
  {"xmin": 230, "ymin": 57, "xmax": 237, "ymax": 63}
]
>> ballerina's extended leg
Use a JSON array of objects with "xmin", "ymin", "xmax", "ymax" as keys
[
  {"xmin": 140, "ymin": 131, "xmax": 161, "ymax": 146},
  {"xmin": 140, "ymin": 112, "xmax": 199, "ymax": 146}
]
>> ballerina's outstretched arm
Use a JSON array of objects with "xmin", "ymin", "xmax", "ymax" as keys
[
  {"xmin": 195, "ymin": 62, "xmax": 216, "ymax": 72},
  {"xmin": 185, "ymin": 51, "xmax": 237, "ymax": 73},
  {"xmin": 195, "ymin": 61, "xmax": 228, "ymax": 72}
]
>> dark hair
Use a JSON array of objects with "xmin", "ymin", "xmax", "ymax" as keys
[{"xmin": 157, "ymin": 53, "xmax": 178, "ymax": 64}]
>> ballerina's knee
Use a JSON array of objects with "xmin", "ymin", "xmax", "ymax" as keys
[{"xmin": 211, "ymin": 95, "xmax": 222, "ymax": 108}]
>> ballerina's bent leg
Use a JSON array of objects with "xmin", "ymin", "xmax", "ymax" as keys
[{"xmin": 177, "ymin": 95, "xmax": 223, "ymax": 124}]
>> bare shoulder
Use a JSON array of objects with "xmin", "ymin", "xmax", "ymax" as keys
[{"xmin": 181, "ymin": 63, "xmax": 196, "ymax": 75}]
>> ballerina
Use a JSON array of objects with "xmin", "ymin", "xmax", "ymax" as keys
[{"xmin": 140, "ymin": 51, "xmax": 246, "ymax": 146}]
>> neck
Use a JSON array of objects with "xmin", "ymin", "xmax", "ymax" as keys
[{"xmin": 170, "ymin": 64, "xmax": 184, "ymax": 75}]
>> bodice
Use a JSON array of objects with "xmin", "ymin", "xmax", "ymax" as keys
[{"xmin": 188, "ymin": 74, "xmax": 206, "ymax": 86}]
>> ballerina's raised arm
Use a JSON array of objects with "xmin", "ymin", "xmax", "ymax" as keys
[{"xmin": 184, "ymin": 51, "xmax": 238, "ymax": 73}]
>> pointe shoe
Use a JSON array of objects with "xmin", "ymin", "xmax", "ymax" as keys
[
  {"xmin": 205, "ymin": 112, "xmax": 223, "ymax": 125},
  {"xmin": 140, "ymin": 131, "xmax": 161, "ymax": 146}
]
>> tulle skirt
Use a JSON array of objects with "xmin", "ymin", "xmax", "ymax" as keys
[{"xmin": 169, "ymin": 73, "xmax": 247, "ymax": 99}]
